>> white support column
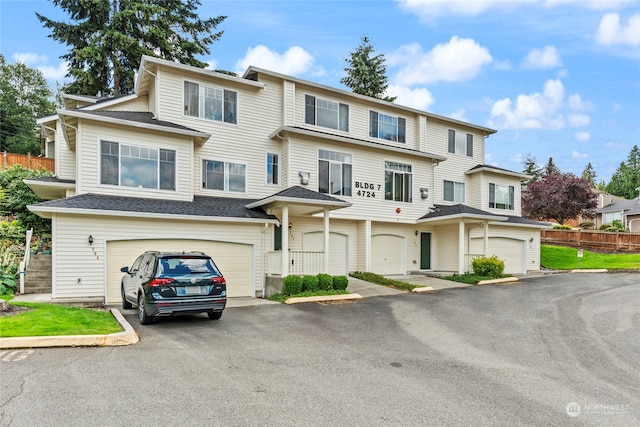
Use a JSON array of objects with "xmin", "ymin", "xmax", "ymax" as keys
[
  {"xmin": 323, "ymin": 208, "xmax": 330, "ymax": 273},
  {"xmin": 458, "ymin": 220, "xmax": 465, "ymax": 274},
  {"xmin": 365, "ymin": 220, "xmax": 372, "ymax": 271},
  {"xmin": 483, "ymin": 221, "xmax": 489, "ymax": 257},
  {"xmin": 281, "ymin": 206, "xmax": 289, "ymax": 277}
]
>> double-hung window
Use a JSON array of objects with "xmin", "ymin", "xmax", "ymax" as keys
[
  {"xmin": 203, "ymin": 159, "xmax": 246, "ymax": 192},
  {"xmin": 385, "ymin": 161, "xmax": 412, "ymax": 202},
  {"xmin": 100, "ymin": 141, "xmax": 175, "ymax": 190},
  {"xmin": 266, "ymin": 153, "xmax": 279, "ymax": 185},
  {"xmin": 305, "ymin": 95, "xmax": 349, "ymax": 131},
  {"xmin": 318, "ymin": 149, "xmax": 352, "ymax": 196},
  {"xmin": 184, "ymin": 81, "xmax": 237, "ymax": 124},
  {"xmin": 443, "ymin": 180, "xmax": 465, "ymax": 203},
  {"xmin": 447, "ymin": 130, "xmax": 473, "ymax": 157},
  {"xmin": 370, "ymin": 111, "xmax": 406, "ymax": 143},
  {"xmin": 489, "ymin": 183, "xmax": 514, "ymax": 210}
]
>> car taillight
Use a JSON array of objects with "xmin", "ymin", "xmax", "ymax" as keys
[
  {"xmin": 211, "ymin": 277, "xmax": 226, "ymax": 285},
  {"xmin": 149, "ymin": 278, "xmax": 174, "ymax": 287}
]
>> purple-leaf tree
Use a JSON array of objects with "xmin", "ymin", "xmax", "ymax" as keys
[{"xmin": 522, "ymin": 173, "xmax": 597, "ymax": 225}]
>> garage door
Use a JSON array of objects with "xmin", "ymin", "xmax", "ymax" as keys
[
  {"xmin": 106, "ymin": 239, "xmax": 253, "ymax": 303},
  {"xmin": 371, "ymin": 234, "xmax": 405, "ymax": 275},
  {"xmin": 470, "ymin": 237, "xmax": 525, "ymax": 274},
  {"xmin": 303, "ymin": 232, "xmax": 348, "ymax": 276}
]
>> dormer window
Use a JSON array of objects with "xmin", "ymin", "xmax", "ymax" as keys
[
  {"xmin": 184, "ymin": 81, "xmax": 237, "ymax": 124},
  {"xmin": 305, "ymin": 95, "xmax": 349, "ymax": 132}
]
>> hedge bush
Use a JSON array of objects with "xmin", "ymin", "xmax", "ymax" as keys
[
  {"xmin": 302, "ymin": 275, "xmax": 319, "ymax": 292},
  {"xmin": 317, "ymin": 273, "xmax": 332, "ymax": 291},
  {"xmin": 332, "ymin": 276, "xmax": 349, "ymax": 291},
  {"xmin": 282, "ymin": 275, "xmax": 303, "ymax": 296},
  {"xmin": 471, "ymin": 256, "xmax": 505, "ymax": 278}
]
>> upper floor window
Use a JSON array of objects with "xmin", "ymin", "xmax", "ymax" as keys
[
  {"xmin": 266, "ymin": 153, "xmax": 279, "ymax": 185},
  {"xmin": 489, "ymin": 183, "xmax": 514, "ymax": 210},
  {"xmin": 203, "ymin": 159, "xmax": 246, "ymax": 193},
  {"xmin": 385, "ymin": 161, "xmax": 412, "ymax": 202},
  {"xmin": 318, "ymin": 149, "xmax": 352, "ymax": 196},
  {"xmin": 100, "ymin": 141, "xmax": 175, "ymax": 190},
  {"xmin": 448, "ymin": 129, "xmax": 473, "ymax": 157},
  {"xmin": 184, "ymin": 81, "xmax": 237, "ymax": 124},
  {"xmin": 444, "ymin": 180, "xmax": 465, "ymax": 203},
  {"xmin": 370, "ymin": 111, "xmax": 405, "ymax": 143},
  {"xmin": 305, "ymin": 95, "xmax": 349, "ymax": 132}
]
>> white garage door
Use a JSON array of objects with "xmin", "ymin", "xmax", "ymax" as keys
[
  {"xmin": 303, "ymin": 232, "xmax": 348, "ymax": 276},
  {"xmin": 371, "ymin": 234, "xmax": 405, "ymax": 275},
  {"xmin": 106, "ymin": 239, "xmax": 253, "ymax": 303},
  {"xmin": 470, "ymin": 237, "xmax": 525, "ymax": 274}
]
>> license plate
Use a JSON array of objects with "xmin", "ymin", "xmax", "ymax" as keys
[{"xmin": 185, "ymin": 286, "xmax": 201, "ymax": 295}]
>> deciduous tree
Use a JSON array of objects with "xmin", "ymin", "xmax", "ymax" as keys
[
  {"xmin": 522, "ymin": 172, "xmax": 597, "ymax": 225},
  {"xmin": 341, "ymin": 36, "xmax": 395, "ymax": 102},
  {"xmin": 37, "ymin": 0, "xmax": 226, "ymax": 97}
]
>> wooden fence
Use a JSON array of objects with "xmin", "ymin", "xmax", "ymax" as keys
[
  {"xmin": 541, "ymin": 229, "xmax": 640, "ymax": 252},
  {"xmin": 1, "ymin": 152, "xmax": 55, "ymax": 173}
]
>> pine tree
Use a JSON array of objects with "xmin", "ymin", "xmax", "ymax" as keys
[
  {"xmin": 522, "ymin": 153, "xmax": 542, "ymax": 185},
  {"xmin": 581, "ymin": 162, "xmax": 597, "ymax": 188},
  {"xmin": 341, "ymin": 36, "xmax": 395, "ymax": 102},
  {"xmin": 544, "ymin": 157, "xmax": 561, "ymax": 175},
  {"xmin": 606, "ymin": 145, "xmax": 640, "ymax": 199},
  {"xmin": 37, "ymin": 0, "xmax": 226, "ymax": 97}
]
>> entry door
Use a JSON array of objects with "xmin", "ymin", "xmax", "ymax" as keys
[{"xmin": 420, "ymin": 232, "xmax": 431, "ymax": 270}]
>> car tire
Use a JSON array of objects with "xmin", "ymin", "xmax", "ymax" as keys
[
  {"xmin": 138, "ymin": 293, "xmax": 153, "ymax": 325},
  {"xmin": 121, "ymin": 285, "xmax": 133, "ymax": 309},
  {"xmin": 207, "ymin": 310, "xmax": 223, "ymax": 320}
]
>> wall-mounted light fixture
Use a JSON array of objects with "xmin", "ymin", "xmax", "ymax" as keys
[
  {"xmin": 88, "ymin": 235, "xmax": 94, "ymax": 245},
  {"xmin": 529, "ymin": 237, "xmax": 534, "ymax": 243},
  {"xmin": 299, "ymin": 171, "xmax": 310, "ymax": 186},
  {"xmin": 415, "ymin": 230, "xmax": 419, "ymax": 236},
  {"xmin": 288, "ymin": 222, "xmax": 293, "ymax": 229},
  {"xmin": 420, "ymin": 188, "xmax": 429, "ymax": 199}
]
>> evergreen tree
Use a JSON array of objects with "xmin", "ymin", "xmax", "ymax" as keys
[
  {"xmin": 341, "ymin": 36, "xmax": 395, "ymax": 102},
  {"xmin": 37, "ymin": 0, "xmax": 226, "ymax": 97},
  {"xmin": 522, "ymin": 153, "xmax": 542, "ymax": 185},
  {"xmin": 606, "ymin": 145, "xmax": 640, "ymax": 199},
  {"xmin": 0, "ymin": 54, "xmax": 55, "ymax": 154},
  {"xmin": 581, "ymin": 162, "xmax": 597, "ymax": 188},
  {"xmin": 544, "ymin": 157, "xmax": 561, "ymax": 175}
]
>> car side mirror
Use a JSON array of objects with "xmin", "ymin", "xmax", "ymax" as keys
[{"xmin": 120, "ymin": 266, "xmax": 130, "ymax": 273}]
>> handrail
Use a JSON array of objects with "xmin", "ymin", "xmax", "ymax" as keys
[{"xmin": 19, "ymin": 228, "xmax": 33, "ymax": 294}]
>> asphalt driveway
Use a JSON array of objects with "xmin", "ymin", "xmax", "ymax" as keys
[{"xmin": 1, "ymin": 273, "xmax": 638, "ymax": 426}]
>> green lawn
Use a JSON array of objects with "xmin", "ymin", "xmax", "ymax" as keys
[
  {"xmin": 0, "ymin": 297, "xmax": 122, "ymax": 338},
  {"xmin": 541, "ymin": 245, "xmax": 640, "ymax": 270}
]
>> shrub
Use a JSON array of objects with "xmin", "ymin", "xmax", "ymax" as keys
[
  {"xmin": 317, "ymin": 273, "xmax": 332, "ymax": 291},
  {"xmin": 553, "ymin": 224, "xmax": 572, "ymax": 230},
  {"xmin": 578, "ymin": 222, "xmax": 594, "ymax": 229},
  {"xmin": 0, "ymin": 248, "xmax": 18, "ymax": 295},
  {"xmin": 282, "ymin": 275, "xmax": 303, "ymax": 296},
  {"xmin": 301, "ymin": 275, "xmax": 319, "ymax": 292},
  {"xmin": 471, "ymin": 256, "xmax": 505, "ymax": 278},
  {"xmin": 332, "ymin": 276, "xmax": 348, "ymax": 291}
]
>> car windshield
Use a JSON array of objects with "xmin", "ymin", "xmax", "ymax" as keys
[{"xmin": 159, "ymin": 256, "xmax": 221, "ymax": 275}]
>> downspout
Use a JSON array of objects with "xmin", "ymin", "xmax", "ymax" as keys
[{"xmin": 261, "ymin": 223, "xmax": 269, "ymax": 298}]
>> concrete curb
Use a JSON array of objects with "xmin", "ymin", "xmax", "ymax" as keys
[
  {"xmin": 284, "ymin": 293, "xmax": 363, "ymax": 304},
  {"xmin": 477, "ymin": 277, "xmax": 519, "ymax": 285},
  {"xmin": 0, "ymin": 308, "xmax": 139, "ymax": 349},
  {"xmin": 570, "ymin": 269, "xmax": 608, "ymax": 273},
  {"xmin": 411, "ymin": 286, "xmax": 435, "ymax": 293}
]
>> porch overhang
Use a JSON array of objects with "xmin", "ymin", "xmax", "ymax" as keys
[
  {"xmin": 416, "ymin": 204, "xmax": 508, "ymax": 225},
  {"xmin": 24, "ymin": 178, "xmax": 76, "ymax": 201},
  {"xmin": 246, "ymin": 186, "xmax": 352, "ymax": 217}
]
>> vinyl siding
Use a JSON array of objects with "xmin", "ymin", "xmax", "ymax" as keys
[{"xmin": 55, "ymin": 122, "xmax": 76, "ymax": 180}]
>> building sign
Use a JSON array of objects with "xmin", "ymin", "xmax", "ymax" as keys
[{"xmin": 355, "ymin": 181, "xmax": 381, "ymax": 198}]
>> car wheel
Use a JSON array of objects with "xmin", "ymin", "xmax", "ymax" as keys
[
  {"xmin": 121, "ymin": 285, "xmax": 132, "ymax": 309},
  {"xmin": 207, "ymin": 310, "xmax": 223, "ymax": 320},
  {"xmin": 138, "ymin": 293, "xmax": 153, "ymax": 325}
]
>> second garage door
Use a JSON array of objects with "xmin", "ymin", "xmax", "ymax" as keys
[
  {"xmin": 106, "ymin": 239, "xmax": 253, "ymax": 303},
  {"xmin": 470, "ymin": 237, "xmax": 525, "ymax": 275},
  {"xmin": 371, "ymin": 234, "xmax": 405, "ymax": 275}
]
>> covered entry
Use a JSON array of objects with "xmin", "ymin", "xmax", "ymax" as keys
[
  {"xmin": 106, "ymin": 239, "xmax": 253, "ymax": 303},
  {"xmin": 303, "ymin": 232, "xmax": 348, "ymax": 275}
]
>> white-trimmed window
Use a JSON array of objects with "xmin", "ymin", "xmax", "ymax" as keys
[
  {"xmin": 602, "ymin": 211, "xmax": 621, "ymax": 224},
  {"xmin": 385, "ymin": 161, "xmax": 412, "ymax": 202},
  {"xmin": 443, "ymin": 180, "xmax": 465, "ymax": 203},
  {"xmin": 100, "ymin": 141, "xmax": 175, "ymax": 190},
  {"xmin": 318, "ymin": 149, "xmax": 352, "ymax": 196},
  {"xmin": 370, "ymin": 111, "xmax": 406, "ymax": 143},
  {"xmin": 203, "ymin": 159, "xmax": 246, "ymax": 192},
  {"xmin": 305, "ymin": 95, "xmax": 349, "ymax": 131},
  {"xmin": 489, "ymin": 183, "xmax": 514, "ymax": 210},
  {"xmin": 266, "ymin": 153, "xmax": 279, "ymax": 185},
  {"xmin": 184, "ymin": 81, "xmax": 237, "ymax": 124},
  {"xmin": 448, "ymin": 130, "xmax": 473, "ymax": 157}
]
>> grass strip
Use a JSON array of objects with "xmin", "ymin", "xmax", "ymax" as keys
[
  {"xmin": 349, "ymin": 271, "xmax": 421, "ymax": 291},
  {"xmin": 541, "ymin": 245, "xmax": 640, "ymax": 270},
  {"xmin": 269, "ymin": 289, "xmax": 349, "ymax": 303}
]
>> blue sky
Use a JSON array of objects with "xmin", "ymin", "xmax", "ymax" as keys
[{"xmin": 1, "ymin": 0, "xmax": 639, "ymax": 183}]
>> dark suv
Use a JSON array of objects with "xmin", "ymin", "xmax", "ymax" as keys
[{"xmin": 121, "ymin": 251, "xmax": 226, "ymax": 325}]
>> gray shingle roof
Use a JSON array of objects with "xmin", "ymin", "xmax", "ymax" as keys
[
  {"xmin": 268, "ymin": 185, "xmax": 349, "ymax": 202},
  {"xmin": 597, "ymin": 198, "xmax": 640, "ymax": 213},
  {"xmin": 32, "ymin": 193, "xmax": 277, "ymax": 220},
  {"xmin": 418, "ymin": 204, "xmax": 502, "ymax": 220},
  {"xmin": 76, "ymin": 111, "xmax": 202, "ymax": 133},
  {"xmin": 27, "ymin": 176, "xmax": 76, "ymax": 185}
]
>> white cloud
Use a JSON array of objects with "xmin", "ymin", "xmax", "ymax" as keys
[
  {"xmin": 13, "ymin": 53, "xmax": 48, "ymax": 65},
  {"xmin": 568, "ymin": 94, "xmax": 593, "ymax": 111},
  {"xmin": 522, "ymin": 46, "xmax": 562, "ymax": 69},
  {"xmin": 387, "ymin": 85, "xmax": 435, "ymax": 111},
  {"xmin": 596, "ymin": 13, "xmax": 640, "ymax": 47},
  {"xmin": 396, "ymin": 0, "xmax": 516, "ymax": 19},
  {"xmin": 389, "ymin": 37, "xmax": 492, "ymax": 85},
  {"xmin": 493, "ymin": 59, "xmax": 512, "ymax": 70},
  {"xmin": 235, "ymin": 45, "xmax": 314, "ymax": 75},
  {"xmin": 509, "ymin": 153, "xmax": 523, "ymax": 163},
  {"xmin": 204, "ymin": 60, "xmax": 218, "ymax": 70},
  {"xmin": 571, "ymin": 150, "xmax": 588, "ymax": 159},
  {"xmin": 575, "ymin": 131, "xmax": 591, "ymax": 142},
  {"xmin": 38, "ymin": 62, "xmax": 69, "ymax": 81},
  {"xmin": 449, "ymin": 109, "xmax": 468, "ymax": 122},
  {"xmin": 488, "ymin": 79, "xmax": 594, "ymax": 130}
]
